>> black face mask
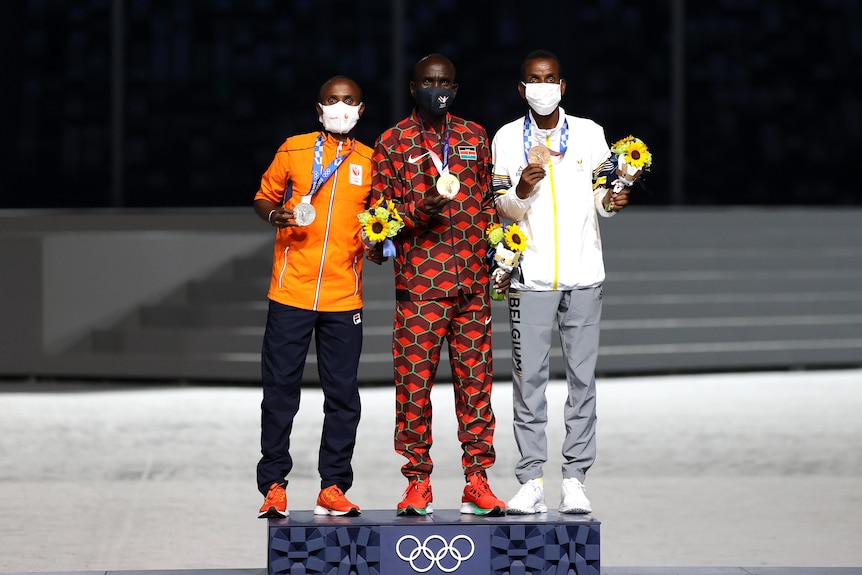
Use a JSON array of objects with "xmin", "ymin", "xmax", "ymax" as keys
[{"xmin": 414, "ymin": 86, "xmax": 456, "ymax": 116}]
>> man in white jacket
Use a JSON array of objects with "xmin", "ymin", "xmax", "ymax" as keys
[{"xmin": 491, "ymin": 49, "xmax": 631, "ymax": 515}]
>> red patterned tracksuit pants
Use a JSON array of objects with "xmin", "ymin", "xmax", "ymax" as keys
[{"xmin": 392, "ymin": 291, "xmax": 497, "ymax": 480}]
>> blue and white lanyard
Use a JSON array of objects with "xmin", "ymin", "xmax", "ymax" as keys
[
  {"xmin": 417, "ymin": 114, "xmax": 451, "ymax": 177},
  {"xmin": 522, "ymin": 113, "xmax": 568, "ymax": 164},
  {"xmin": 309, "ymin": 133, "xmax": 353, "ymax": 196}
]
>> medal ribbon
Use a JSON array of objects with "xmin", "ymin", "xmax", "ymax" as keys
[
  {"xmin": 523, "ymin": 113, "xmax": 568, "ymax": 164},
  {"xmin": 308, "ymin": 133, "xmax": 354, "ymax": 201},
  {"xmin": 417, "ymin": 114, "xmax": 452, "ymax": 177}
]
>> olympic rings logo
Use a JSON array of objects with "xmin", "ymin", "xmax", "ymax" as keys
[{"xmin": 395, "ymin": 534, "xmax": 475, "ymax": 573}]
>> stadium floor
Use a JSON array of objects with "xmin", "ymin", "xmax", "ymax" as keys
[{"xmin": 1, "ymin": 369, "xmax": 860, "ymax": 573}]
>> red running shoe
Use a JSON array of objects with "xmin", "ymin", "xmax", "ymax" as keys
[
  {"xmin": 460, "ymin": 472, "xmax": 506, "ymax": 516},
  {"xmin": 258, "ymin": 482, "xmax": 287, "ymax": 518},
  {"xmin": 314, "ymin": 485, "xmax": 361, "ymax": 517},
  {"xmin": 397, "ymin": 477, "xmax": 433, "ymax": 516}
]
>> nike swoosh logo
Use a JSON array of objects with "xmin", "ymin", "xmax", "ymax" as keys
[{"xmin": 407, "ymin": 152, "xmax": 431, "ymax": 164}]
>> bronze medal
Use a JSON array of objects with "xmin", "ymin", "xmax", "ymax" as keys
[{"xmin": 528, "ymin": 145, "xmax": 551, "ymax": 165}]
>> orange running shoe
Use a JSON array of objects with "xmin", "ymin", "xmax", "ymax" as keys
[
  {"xmin": 314, "ymin": 485, "xmax": 361, "ymax": 517},
  {"xmin": 259, "ymin": 482, "xmax": 287, "ymax": 518},
  {"xmin": 460, "ymin": 472, "xmax": 506, "ymax": 516},
  {"xmin": 397, "ymin": 477, "xmax": 433, "ymax": 516}
]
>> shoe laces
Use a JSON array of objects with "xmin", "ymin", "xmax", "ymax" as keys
[
  {"xmin": 405, "ymin": 478, "xmax": 429, "ymax": 496},
  {"xmin": 267, "ymin": 484, "xmax": 286, "ymax": 503},
  {"xmin": 563, "ymin": 478, "xmax": 586, "ymax": 493},
  {"xmin": 321, "ymin": 485, "xmax": 344, "ymax": 503},
  {"xmin": 466, "ymin": 473, "xmax": 491, "ymax": 495},
  {"xmin": 523, "ymin": 478, "xmax": 542, "ymax": 494}
]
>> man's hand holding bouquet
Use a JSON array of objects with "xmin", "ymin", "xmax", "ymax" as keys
[
  {"xmin": 358, "ymin": 197, "xmax": 402, "ymax": 258},
  {"xmin": 594, "ymin": 135, "xmax": 652, "ymax": 212},
  {"xmin": 486, "ymin": 222, "xmax": 529, "ymax": 301}
]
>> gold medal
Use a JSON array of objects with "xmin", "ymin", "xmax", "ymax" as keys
[
  {"xmin": 436, "ymin": 173, "xmax": 461, "ymax": 199},
  {"xmin": 293, "ymin": 202, "xmax": 316, "ymax": 226},
  {"xmin": 528, "ymin": 145, "xmax": 551, "ymax": 165}
]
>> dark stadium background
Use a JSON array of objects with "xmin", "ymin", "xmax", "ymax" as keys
[{"xmin": 1, "ymin": 0, "xmax": 859, "ymax": 210}]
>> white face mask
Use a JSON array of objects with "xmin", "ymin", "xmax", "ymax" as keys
[
  {"xmin": 522, "ymin": 82, "xmax": 562, "ymax": 116},
  {"xmin": 318, "ymin": 101, "xmax": 362, "ymax": 134}
]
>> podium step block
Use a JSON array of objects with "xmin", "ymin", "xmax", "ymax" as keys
[{"xmin": 268, "ymin": 509, "xmax": 600, "ymax": 575}]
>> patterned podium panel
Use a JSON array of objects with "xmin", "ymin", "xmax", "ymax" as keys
[{"xmin": 267, "ymin": 510, "xmax": 600, "ymax": 575}]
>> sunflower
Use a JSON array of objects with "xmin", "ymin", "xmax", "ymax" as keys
[
  {"xmin": 363, "ymin": 216, "xmax": 390, "ymax": 242},
  {"xmin": 624, "ymin": 139, "xmax": 652, "ymax": 169},
  {"xmin": 486, "ymin": 222, "xmax": 502, "ymax": 239},
  {"xmin": 504, "ymin": 224, "xmax": 528, "ymax": 252}
]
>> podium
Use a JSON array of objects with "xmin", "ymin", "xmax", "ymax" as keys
[{"xmin": 267, "ymin": 509, "xmax": 600, "ymax": 575}]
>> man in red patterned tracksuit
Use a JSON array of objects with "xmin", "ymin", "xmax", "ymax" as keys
[{"xmin": 371, "ymin": 53, "xmax": 507, "ymax": 516}]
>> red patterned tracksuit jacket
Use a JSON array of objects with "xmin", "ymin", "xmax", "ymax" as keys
[{"xmin": 372, "ymin": 109, "xmax": 500, "ymax": 479}]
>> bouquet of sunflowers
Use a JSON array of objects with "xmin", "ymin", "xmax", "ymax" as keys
[
  {"xmin": 486, "ymin": 222, "xmax": 529, "ymax": 301},
  {"xmin": 594, "ymin": 135, "xmax": 653, "ymax": 200},
  {"xmin": 358, "ymin": 197, "xmax": 403, "ymax": 257}
]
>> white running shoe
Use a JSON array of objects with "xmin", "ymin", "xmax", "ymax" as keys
[
  {"xmin": 506, "ymin": 477, "xmax": 548, "ymax": 514},
  {"xmin": 559, "ymin": 477, "xmax": 592, "ymax": 514}
]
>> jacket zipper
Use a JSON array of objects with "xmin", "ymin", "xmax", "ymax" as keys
[
  {"xmin": 277, "ymin": 245, "xmax": 290, "ymax": 287},
  {"xmin": 312, "ymin": 140, "xmax": 342, "ymax": 310},
  {"xmin": 352, "ymin": 256, "xmax": 360, "ymax": 296}
]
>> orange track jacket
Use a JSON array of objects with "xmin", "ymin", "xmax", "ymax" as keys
[{"xmin": 255, "ymin": 131, "xmax": 373, "ymax": 312}]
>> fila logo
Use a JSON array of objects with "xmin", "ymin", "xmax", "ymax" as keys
[
  {"xmin": 407, "ymin": 151, "xmax": 431, "ymax": 164},
  {"xmin": 353, "ymin": 312, "xmax": 362, "ymax": 325}
]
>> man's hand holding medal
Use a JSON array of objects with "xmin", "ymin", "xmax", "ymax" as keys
[
  {"xmin": 421, "ymin": 190, "xmax": 451, "ymax": 216},
  {"xmin": 516, "ymin": 145, "xmax": 551, "ymax": 199},
  {"xmin": 268, "ymin": 205, "xmax": 296, "ymax": 228},
  {"xmin": 420, "ymin": 170, "xmax": 460, "ymax": 216},
  {"xmin": 268, "ymin": 203, "xmax": 316, "ymax": 228}
]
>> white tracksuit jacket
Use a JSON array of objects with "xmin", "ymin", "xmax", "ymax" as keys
[{"xmin": 491, "ymin": 108, "xmax": 614, "ymax": 291}]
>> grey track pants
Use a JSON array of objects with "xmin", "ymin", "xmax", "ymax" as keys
[{"xmin": 507, "ymin": 286, "xmax": 601, "ymax": 484}]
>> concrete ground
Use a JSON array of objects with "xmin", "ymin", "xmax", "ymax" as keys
[{"xmin": 0, "ymin": 368, "xmax": 860, "ymax": 572}]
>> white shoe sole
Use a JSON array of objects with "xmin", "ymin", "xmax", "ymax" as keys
[
  {"xmin": 506, "ymin": 504, "xmax": 548, "ymax": 514},
  {"xmin": 313, "ymin": 505, "xmax": 360, "ymax": 517}
]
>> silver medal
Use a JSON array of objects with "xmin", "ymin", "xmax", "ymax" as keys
[{"xmin": 293, "ymin": 202, "xmax": 316, "ymax": 226}]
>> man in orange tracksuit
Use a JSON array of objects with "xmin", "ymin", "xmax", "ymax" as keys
[{"xmin": 253, "ymin": 76, "xmax": 373, "ymax": 519}]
